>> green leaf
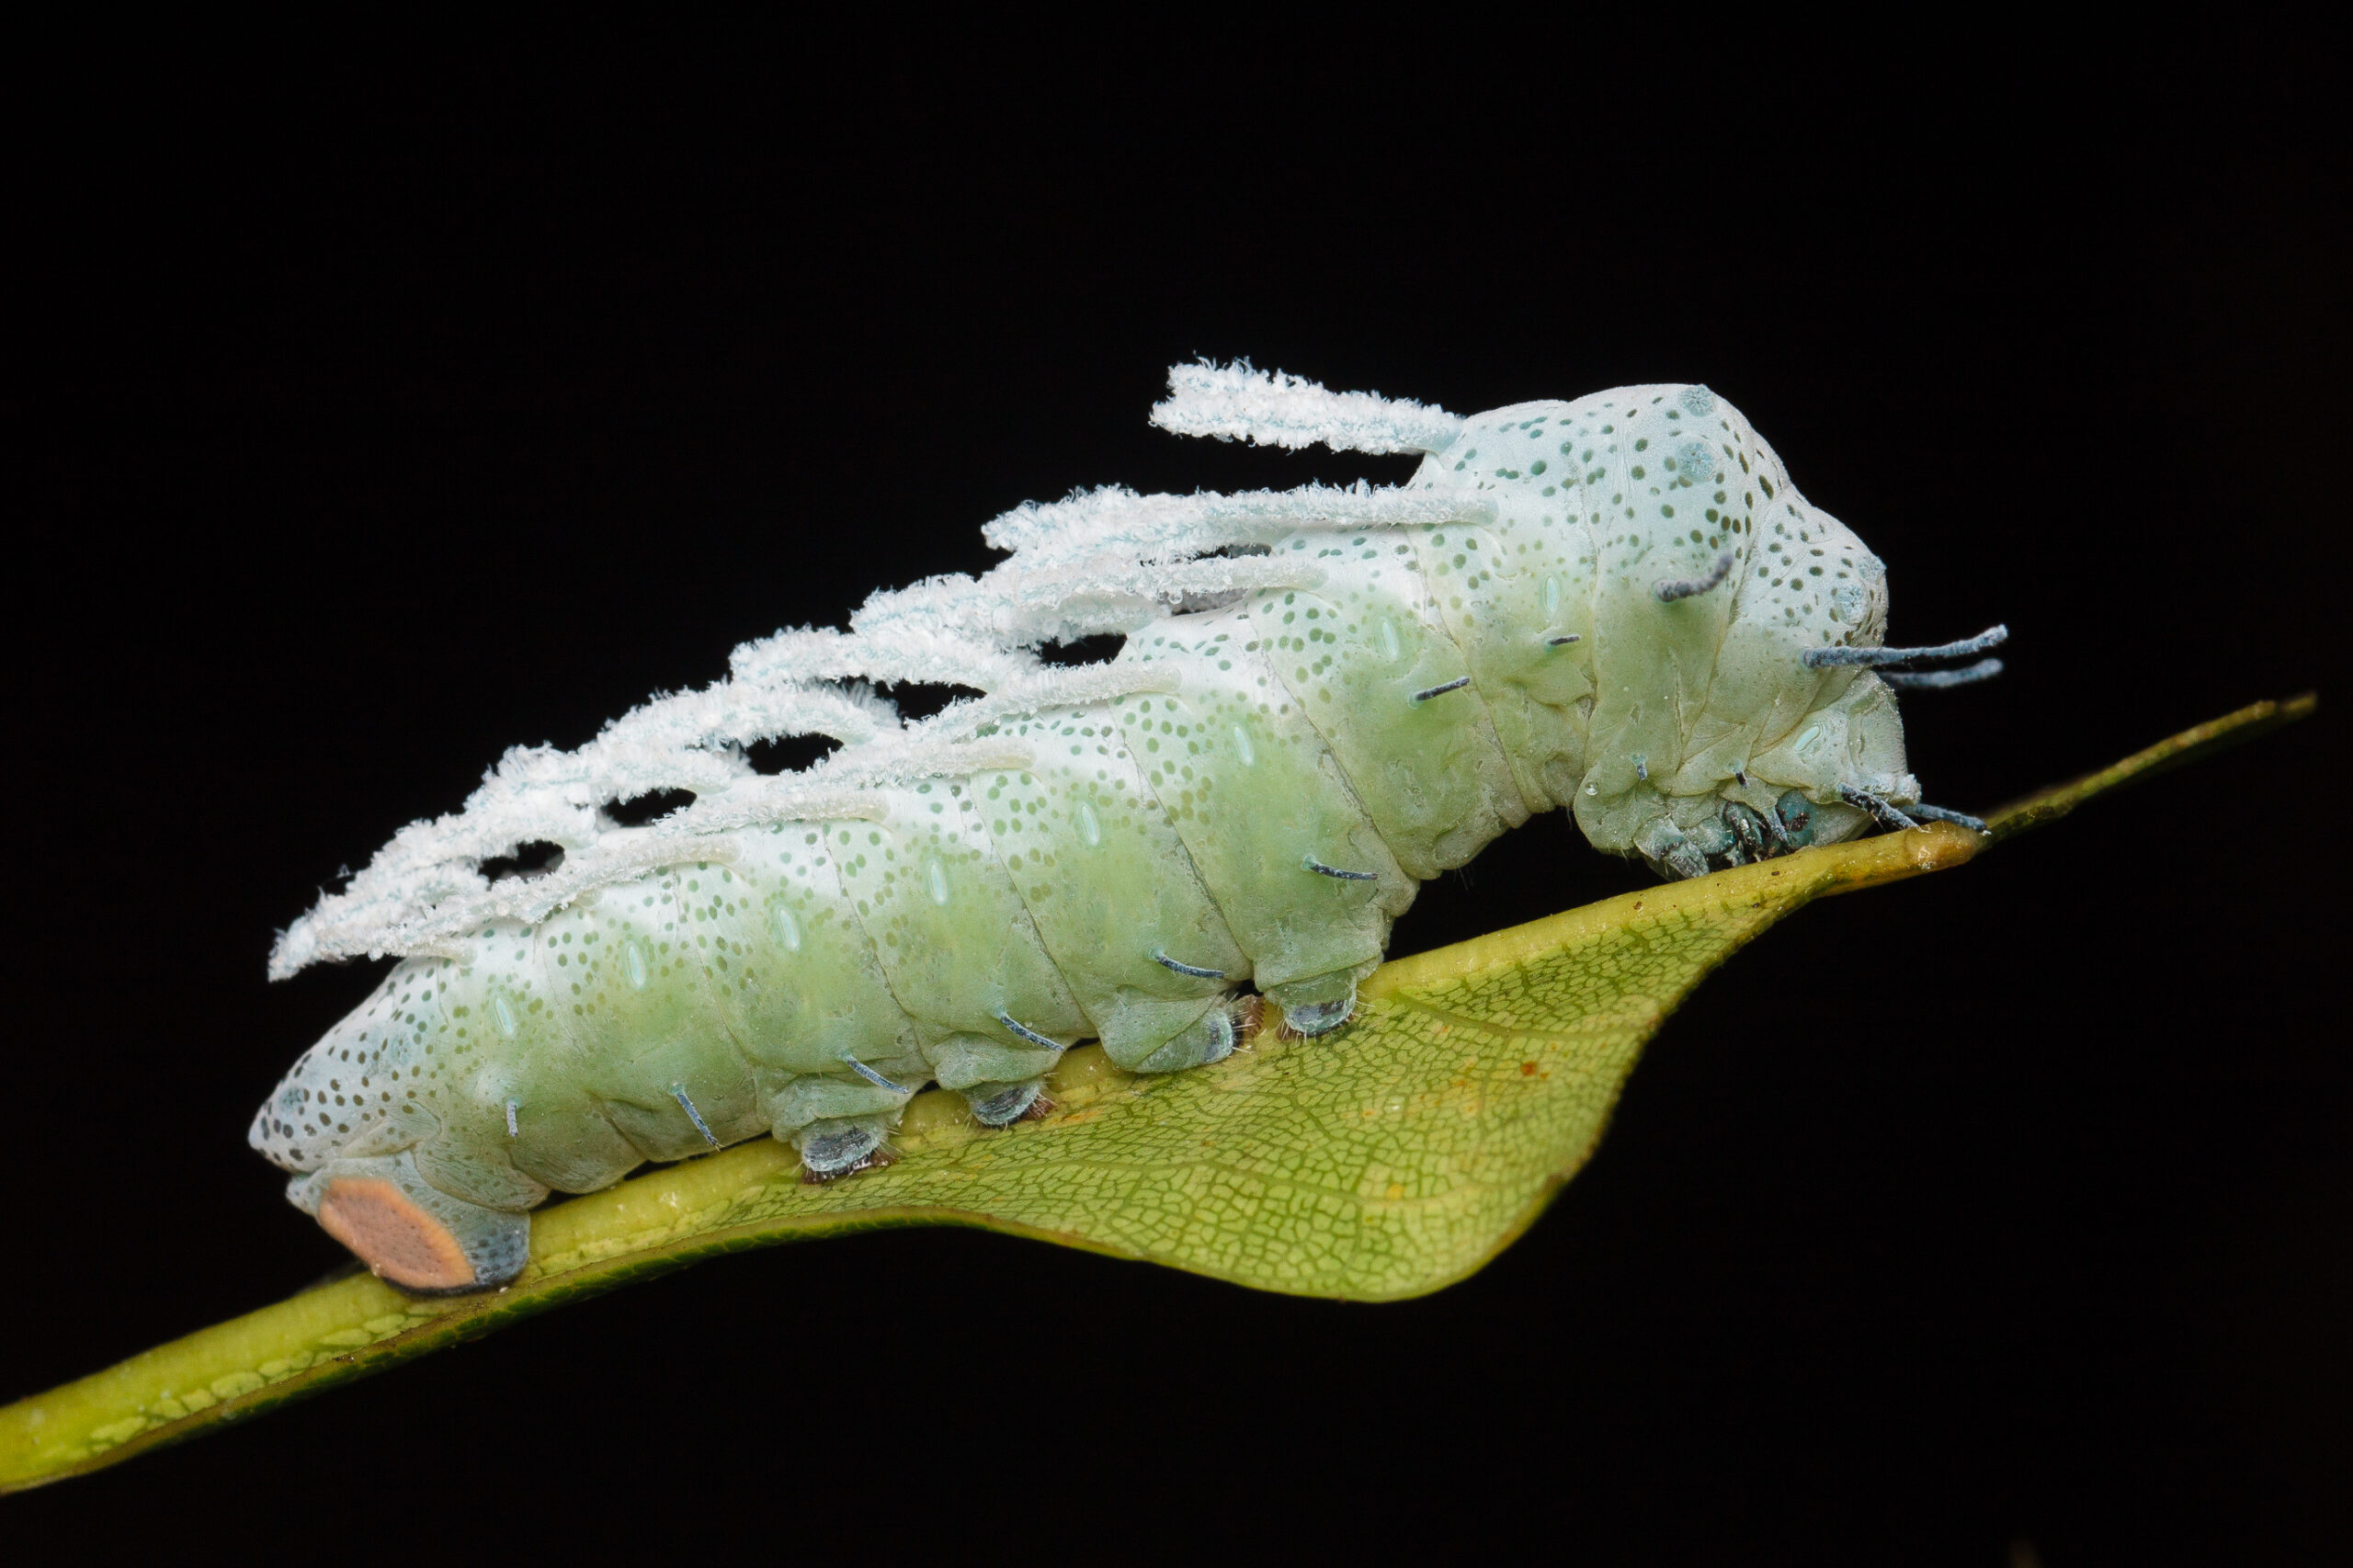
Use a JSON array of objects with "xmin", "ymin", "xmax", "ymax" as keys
[{"xmin": 0, "ymin": 695, "xmax": 2313, "ymax": 1492}]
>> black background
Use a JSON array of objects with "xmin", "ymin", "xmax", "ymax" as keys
[{"xmin": 8, "ymin": 34, "xmax": 2346, "ymax": 1566}]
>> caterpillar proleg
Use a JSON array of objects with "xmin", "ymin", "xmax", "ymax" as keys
[{"xmin": 253, "ymin": 362, "xmax": 2002, "ymax": 1292}]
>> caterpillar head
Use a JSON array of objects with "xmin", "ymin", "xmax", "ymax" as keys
[{"xmin": 1461, "ymin": 384, "xmax": 1918, "ymax": 878}]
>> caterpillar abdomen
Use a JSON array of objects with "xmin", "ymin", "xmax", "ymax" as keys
[{"xmin": 255, "ymin": 364, "xmax": 1998, "ymax": 1292}]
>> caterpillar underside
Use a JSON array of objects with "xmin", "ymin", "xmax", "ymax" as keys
[{"xmin": 254, "ymin": 363, "xmax": 1961, "ymax": 1292}]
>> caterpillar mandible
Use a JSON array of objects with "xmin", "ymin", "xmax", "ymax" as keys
[{"xmin": 252, "ymin": 362, "xmax": 2005, "ymax": 1293}]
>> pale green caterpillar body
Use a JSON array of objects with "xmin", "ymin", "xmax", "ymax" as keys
[{"xmin": 253, "ymin": 363, "xmax": 2000, "ymax": 1291}]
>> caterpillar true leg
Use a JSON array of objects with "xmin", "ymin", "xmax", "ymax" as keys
[
  {"xmin": 1773, "ymin": 791, "xmax": 1819, "ymax": 849},
  {"xmin": 1638, "ymin": 819, "xmax": 1711, "ymax": 881},
  {"xmin": 1722, "ymin": 801, "xmax": 1771, "ymax": 863},
  {"xmin": 1836, "ymin": 784, "xmax": 1921, "ymax": 832}
]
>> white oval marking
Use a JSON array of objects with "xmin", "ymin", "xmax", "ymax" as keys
[
  {"xmin": 772, "ymin": 905, "xmax": 801, "ymax": 952},
  {"xmin": 926, "ymin": 858, "xmax": 950, "ymax": 905},
  {"xmin": 1378, "ymin": 620, "xmax": 1402, "ymax": 662},
  {"xmin": 1232, "ymin": 725, "xmax": 1256, "ymax": 766},
  {"xmin": 492, "ymin": 994, "xmax": 518, "ymax": 1038},
  {"xmin": 1076, "ymin": 801, "xmax": 1102, "ymax": 846},
  {"xmin": 624, "ymin": 940, "xmax": 650, "ymax": 989}
]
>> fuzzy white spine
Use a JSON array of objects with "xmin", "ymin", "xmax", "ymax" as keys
[{"xmin": 1150, "ymin": 359, "xmax": 1464, "ymax": 455}]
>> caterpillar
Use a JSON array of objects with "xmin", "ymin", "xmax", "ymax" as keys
[{"xmin": 252, "ymin": 362, "xmax": 2005, "ymax": 1293}]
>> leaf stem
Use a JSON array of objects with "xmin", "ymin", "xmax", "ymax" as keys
[{"xmin": 1, "ymin": 697, "xmax": 2310, "ymax": 1492}]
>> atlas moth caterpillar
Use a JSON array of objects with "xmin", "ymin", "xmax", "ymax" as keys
[{"xmin": 253, "ymin": 361, "xmax": 2006, "ymax": 1294}]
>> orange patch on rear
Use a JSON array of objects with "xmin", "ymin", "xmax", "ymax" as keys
[{"xmin": 315, "ymin": 1176, "xmax": 475, "ymax": 1292}]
